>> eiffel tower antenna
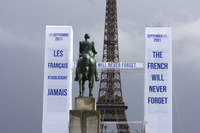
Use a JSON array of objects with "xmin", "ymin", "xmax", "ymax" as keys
[{"xmin": 97, "ymin": 0, "xmax": 130, "ymax": 132}]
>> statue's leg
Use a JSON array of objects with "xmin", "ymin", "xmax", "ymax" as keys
[
  {"xmin": 74, "ymin": 63, "xmax": 79, "ymax": 81},
  {"xmin": 79, "ymin": 74, "xmax": 83, "ymax": 97},
  {"xmin": 89, "ymin": 81, "xmax": 94, "ymax": 97},
  {"xmin": 95, "ymin": 61, "xmax": 99, "ymax": 81},
  {"xmin": 75, "ymin": 58, "xmax": 82, "ymax": 81},
  {"xmin": 85, "ymin": 55, "xmax": 89, "ymax": 79},
  {"xmin": 82, "ymin": 81, "xmax": 85, "ymax": 97}
]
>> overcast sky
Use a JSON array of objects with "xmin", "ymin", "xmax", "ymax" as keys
[{"xmin": 1, "ymin": 0, "xmax": 200, "ymax": 132}]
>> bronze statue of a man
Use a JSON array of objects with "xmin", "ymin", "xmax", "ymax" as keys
[{"xmin": 74, "ymin": 33, "xmax": 99, "ymax": 97}]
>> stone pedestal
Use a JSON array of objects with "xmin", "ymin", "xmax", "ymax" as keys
[{"xmin": 69, "ymin": 97, "xmax": 100, "ymax": 133}]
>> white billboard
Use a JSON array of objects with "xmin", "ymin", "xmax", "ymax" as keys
[
  {"xmin": 42, "ymin": 25, "xmax": 73, "ymax": 133},
  {"xmin": 145, "ymin": 27, "xmax": 172, "ymax": 133}
]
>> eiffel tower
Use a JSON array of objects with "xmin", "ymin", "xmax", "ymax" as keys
[{"xmin": 96, "ymin": 0, "xmax": 130, "ymax": 132}]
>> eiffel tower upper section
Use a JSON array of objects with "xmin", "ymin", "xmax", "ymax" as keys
[
  {"xmin": 97, "ymin": 0, "xmax": 125, "ymax": 106},
  {"xmin": 97, "ymin": 0, "xmax": 129, "ymax": 124}
]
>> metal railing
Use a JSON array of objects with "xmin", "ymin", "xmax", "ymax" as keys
[{"xmin": 100, "ymin": 121, "xmax": 147, "ymax": 133}]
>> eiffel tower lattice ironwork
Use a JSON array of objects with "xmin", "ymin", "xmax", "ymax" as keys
[{"xmin": 97, "ymin": 0, "xmax": 130, "ymax": 132}]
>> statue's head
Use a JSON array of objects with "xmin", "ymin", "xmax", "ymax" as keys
[{"xmin": 84, "ymin": 33, "xmax": 90, "ymax": 39}]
